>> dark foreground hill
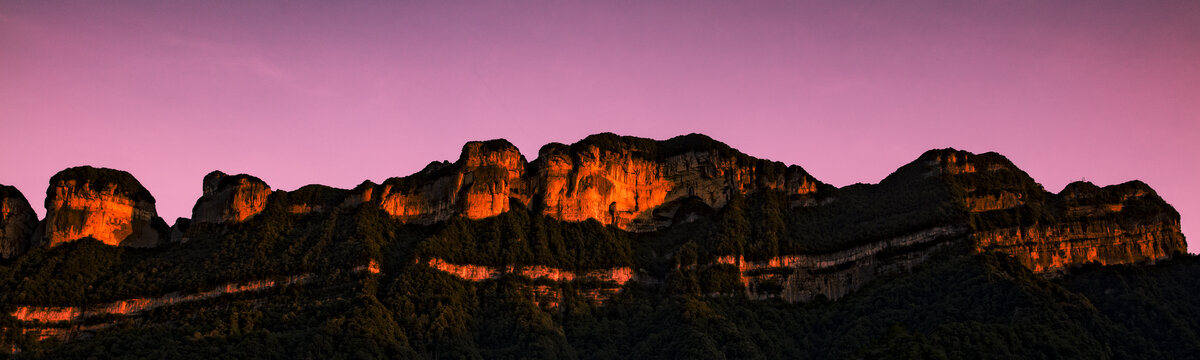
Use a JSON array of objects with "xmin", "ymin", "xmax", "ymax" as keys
[{"xmin": 0, "ymin": 133, "xmax": 1188, "ymax": 359}]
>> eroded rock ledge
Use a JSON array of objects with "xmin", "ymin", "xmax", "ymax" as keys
[
  {"xmin": 7, "ymin": 260, "xmax": 381, "ymax": 343},
  {"xmin": 717, "ymin": 226, "xmax": 968, "ymax": 302},
  {"xmin": 426, "ymin": 258, "xmax": 635, "ymax": 307}
]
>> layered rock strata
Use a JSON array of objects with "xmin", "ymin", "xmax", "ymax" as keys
[
  {"xmin": 426, "ymin": 258, "xmax": 635, "ymax": 305},
  {"xmin": 922, "ymin": 149, "xmax": 1187, "ymax": 273},
  {"xmin": 720, "ymin": 226, "xmax": 968, "ymax": 302},
  {"xmin": 426, "ymin": 258, "xmax": 634, "ymax": 285},
  {"xmin": 972, "ymin": 181, "xmax": 1185, "ymax": 272}
]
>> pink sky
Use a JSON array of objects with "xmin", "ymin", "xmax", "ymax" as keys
[{"xmin": 2, "ymin": 1, "xmax": 1198, "ymax": 252}]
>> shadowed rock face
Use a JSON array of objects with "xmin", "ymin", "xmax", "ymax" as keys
[
  {"xmin": 41, "ymin": 166, "xmax": 164, "ymax": 248},
  {"xmin": 0, "ymin": 185, "xmax": 37, "ymax": 258},
  {"xmin": 191, "ymin": 171, "xmax": 272, "ymax": 224}
]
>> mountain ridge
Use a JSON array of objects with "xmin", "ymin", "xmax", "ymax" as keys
[
  {"xmin": 0, "ymin": 134, "xmax": 1183, "ymax": 301},
  {"xmin": 0, "ymin": 133, "xmax": 1189, "ymax": 356},
  {"xmin": 0, "ymin": 134, "xmax": 1184, "ymax": 270}
]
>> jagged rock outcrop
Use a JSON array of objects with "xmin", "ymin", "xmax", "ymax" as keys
[
  {"xmin": 40, "ymin": 166, "xmax": 166, "ymax": 248},
  {"xmin": 0, "ymin": 185, "xmax": 37, "ymax": 258},
  {"xmin": 353, "ymin": 139, "xmax": 529, "ymax": 224},
  {"xmin": 191, "ymin": 171, "xmax": 272, "ymax": 224}
]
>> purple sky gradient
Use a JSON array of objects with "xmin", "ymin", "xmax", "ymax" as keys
[{"xmin": 2, "ymin": 1, "xmax": 1198, "ymax": 251}]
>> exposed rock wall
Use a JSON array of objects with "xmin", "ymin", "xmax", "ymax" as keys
[
  {"xmin": 971, "ymin": 180, "xmax": 1186, "ymax": 272},
  {"xmin": 41, "ymin": 167, "xmax": 163, "ymax": 248},
  {"xmin": 426, "ymin": 258, "xmax": 634, "ymax": 286},
  {"xmin": 530, "ymin": 136, "xmax": 822, "ymax": 231},
  {"xmin": 0, "ymin": 185, "xmax": 37, "ymax": 258},
  {"xmin": 191, "ymin": 171, "xmax": 272, "ymax": 224},
  {"xmin": 530, "ymin": 143, "xmax": 669, "ymax": 230},
  {"xmin": 974, "ymin": 221, "xmax": 1183, "ymax": 272},
  {"xmin": 370, "ymin": 140, "xmax": 529, "ymax": 225}
]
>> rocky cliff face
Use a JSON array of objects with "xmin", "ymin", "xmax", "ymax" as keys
[
  {"xmin": 349, "ymin": 134, "xmax": 826, "ymax": 231},
  {"xmin": 530, "ymin": 134, "xmax": 823, "ymax": 231},
  {"xmin": 917, "ymin": 149, "xmax": 1187, "ymax": 273},
  {"xmin": 0, "ymin": 185, "xmax": 37, "ymax": 258},
  {"xmin": 191, "ymin": 171, "xmax": 272, "ymax": 224},
  {"xmin": 359, "ymin": 140, "xmax": 529, "ymax": 225},
  {"xmin": 972, "ymin": 180, "xmax": 1185, "ymax": 272},
  {"xmin": 40, "ymin": 166, "xmax": 165, "ymax": 248}
]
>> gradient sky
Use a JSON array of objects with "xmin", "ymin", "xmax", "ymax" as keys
[{"xmin": 2, "ymin": 1, "xmax": 1198, "ymax": 252}]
